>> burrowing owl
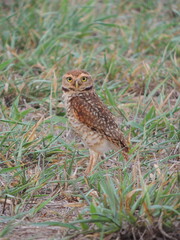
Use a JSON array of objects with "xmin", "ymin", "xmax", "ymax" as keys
[{"xmin": 62, "ymin": 69, "xmax": 129, "ymax": 174}]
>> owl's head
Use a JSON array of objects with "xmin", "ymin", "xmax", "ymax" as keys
[{"xmin": 62, "ymin": 69, "xmax": 94, "ymax": 92}]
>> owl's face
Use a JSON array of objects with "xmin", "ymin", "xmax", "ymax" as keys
[{"xmin": 62, "ymin": 70, "xmax": 93, "ymax": 92}]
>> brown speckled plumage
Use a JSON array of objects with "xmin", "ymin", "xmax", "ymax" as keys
[{"xmin": 62, "ymin": 69, "xmax": 129, "ymax": 174}]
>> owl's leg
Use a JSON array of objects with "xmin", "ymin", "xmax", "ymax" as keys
[
  {"xmin": 122, "ymin": 151, "xmax": 129, "ymax": 161},
  {"xmin": 85, "ymin": 150, "xmax": 100, "ymax": 175}
]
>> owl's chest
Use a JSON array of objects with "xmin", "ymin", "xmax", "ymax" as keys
[
  {"xmin": 64, "ymin": 94, "xmax": 99, "ymax": 140},
  {"xmin": 63, "ymin": 93, "xmax": 88, "ymax": 131},
  {"xmin": 62, "ymin": 92, "xmax": 115, "ymax": 154},
  {"xmin": 68, "ymin": 104, "xmax": 93, "ymax": 140}
]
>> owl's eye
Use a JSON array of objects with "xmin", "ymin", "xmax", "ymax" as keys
[
  {"xmin": 81, "ymin": 76, "xmax": 88, "ymax": 82},
  {"xmin": 66, "ymin": 77, "xmax": 72, "ymax": 82}
]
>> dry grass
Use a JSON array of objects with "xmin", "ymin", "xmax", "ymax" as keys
[{"xmin": 0, "ymin": 0, "xmax": 180, "ymax": 239}]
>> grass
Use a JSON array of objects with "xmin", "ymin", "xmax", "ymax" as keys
[{"xmin": 0, "ymin": 0, "xmax": 180, "ymax": 239}]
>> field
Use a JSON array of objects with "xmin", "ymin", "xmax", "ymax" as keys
[{"xmin": 0, "ymin": 0, "xmax": 180, "ymax": 239}]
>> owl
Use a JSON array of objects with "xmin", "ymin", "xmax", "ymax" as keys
[{"xmin": 62, "ymin": 69, "xmax": 129, "ymax": 174}]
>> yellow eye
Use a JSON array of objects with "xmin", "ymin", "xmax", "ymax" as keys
[
  {"xmin": 82, "ymin": 76, "xmax": 87, "ymax": 82},
  {"xmin": 66, "ymin": 77, "xmax": 72, "ymax": 82}
]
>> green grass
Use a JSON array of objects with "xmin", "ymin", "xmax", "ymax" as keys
[{"xmin": 0, "ymin": 0, "xmax": 179, "ymax": 239}]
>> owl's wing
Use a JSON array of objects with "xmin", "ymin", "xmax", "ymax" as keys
[{"xmin": 70, "ymin": 93, "xmax": 129, "ymax": 152}]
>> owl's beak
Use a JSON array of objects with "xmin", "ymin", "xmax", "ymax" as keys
[{"xmin": 75, "ymin": 81, "xmax": 79, "ymax": 88}]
